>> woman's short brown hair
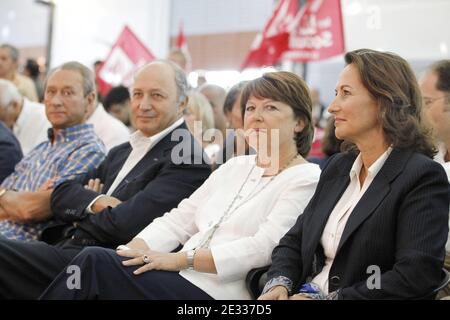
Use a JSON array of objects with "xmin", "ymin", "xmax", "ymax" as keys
[
  {"xmin": 240, "ymin": 71, "xmax": 314, "ymax": 157},
  {"xmin": 343, "ymin": 49, "xmax": 436, "ymax": 158}
]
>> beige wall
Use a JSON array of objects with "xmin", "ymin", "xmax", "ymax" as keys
[
  {"xmin": 17, "ymin": 46, "xmax": 46, "ymax": 71},
  {"xmin": 171, "ymin": 31, "xmax": 257, "ymax": 70}
]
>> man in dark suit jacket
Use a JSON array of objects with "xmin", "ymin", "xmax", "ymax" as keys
[
  {"xmin": 0, "ymin": 60, "xmax": 211, "ymax": 299},
  {"xmin": 0, "ymin": 121, "xmax": 22, "ymax": 183}
]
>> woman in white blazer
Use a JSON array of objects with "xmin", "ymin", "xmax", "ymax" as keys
[{"xmin": 40, "ymin": 71, "xmax": 321, "ymax": 300}]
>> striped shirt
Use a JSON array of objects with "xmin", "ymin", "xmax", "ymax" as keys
[{"xmin": 0, "ymin": 123, "xmax": 106, "ymax": 241}]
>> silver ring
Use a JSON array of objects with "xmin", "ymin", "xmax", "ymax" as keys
[{"xmin": 143, "ymin": 255, "xmax": 151, "ymax": 264}]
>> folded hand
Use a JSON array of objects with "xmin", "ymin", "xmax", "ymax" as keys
[
  {"xmin": 116, "ymin": 249, "xmax": 186, "ymax": 275},
  {"xmin": 84, "ymin": 178, "xmax": 104, "ymax": 193}
]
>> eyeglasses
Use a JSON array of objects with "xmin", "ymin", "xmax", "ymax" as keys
[{"xmin": 422, "ymin": 95, "xmax": 449, "ymax": 108}]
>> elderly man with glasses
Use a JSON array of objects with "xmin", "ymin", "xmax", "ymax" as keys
[{"xmin": 420, "ymin": 59, "xmax": 450, "ymax": 298}]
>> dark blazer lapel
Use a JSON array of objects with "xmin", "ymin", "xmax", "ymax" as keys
[
  {"xmin": 336, "ymin": 148, "xmax": 413, "ymax": 253},
  {"xmin": 102, "ymin": 144, "xmax": 132, "ymax": 192},
  {"xmin": 303, "ymin": 155, "xmax": 354, "ymax": 261},
  {"xmin": 111, "ymin": 122, "xmax": 188, "ymax": 195}
]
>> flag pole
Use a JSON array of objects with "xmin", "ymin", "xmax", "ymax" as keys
[{"xmin": 298, "ymin": 0, "xmax": 307, "ymax": 80}]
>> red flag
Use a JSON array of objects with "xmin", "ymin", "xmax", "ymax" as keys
[
  {"xmin": 175, "ymin": 22, "xmax": 192, "ymax": 71},
  {"xmin": 177, "ymin": 23, "xmax": 188, "ymax": 53},
  {"xmin": 97, "ymin": 26, "xmax": 156, "ymax": 97},
  {"xmin": 284, "ymin": 0, "xmax": 345, "ymax": 62},
  {"xmin": 241, "ymin": 0, "xmax": 298, "ymax": 69}
]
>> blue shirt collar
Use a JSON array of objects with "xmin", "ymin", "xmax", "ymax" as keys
[{"xmin": 47, "ymin": 123, "xmax": 95, "ymax": 143}]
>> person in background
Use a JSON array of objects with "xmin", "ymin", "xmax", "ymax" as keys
[
  {"xmin": 311, "ymin": 88, "xmax": 329, "ymax": 129},
  {"xmin": 93, "ymin": 60, "xmax": 107, "ymax": 103},
  {"xmin": 198, "ymin": 84, "xmax": 227, "ymax": 142},
  {"xmin": 308, "ymin": 117, "xmax": 342, "ymax": 169},
  {"xmin": 168, "ymin": 48, "xmax": 191, "ymax": 73},
  {"xmin": 23, "ymin": 58, "xmax": 44, "ymax": 102},
  {"xmin": 85, "ymin": 97, "xmax": 130, "ymax": 151},
  {"xmin": 419, "ymin": 59, "xmax": 450, "ymax": 298},
  {"xmin": 223, "ymin": 81, "xmax": 246, "ymax": 131},
  {"xmin": 198, "ymin": 84, "xmax": 228, "ymax": 166},
  {"xmin": 0, "ymin": 79, "xmax": 50, "ymax": 155},
  {"xmin": 222, "ymin": 81, "xmax": 250, "ymax": 162},
  {"xmin": 259, "ymin": 49, "xmax": 449, "ymax": 300},
  {"xmin": 103, "ymin": 85, "xmax": 132, "ymax": 129},
  {"xmin": 308, "ymin": 88, "xmax": 328, "ymax": 159},
  {"xmin": 196, "ymin": 71, "xmax": 207, "ymax": 88},
  {"xmin": 0, "ymin": 120, "xmax": 22, "ymax": 184},
  {"xmin": 184, "ymin": 91, "xmax": 219, "ymax": 163},
  {"xmin": 0, "ymin": 44, "xmax": 38, "ymax": 102}
]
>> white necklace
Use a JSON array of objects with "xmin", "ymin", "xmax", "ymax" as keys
[{"xmin": 197, "ymin": 153, "xmax": 299, "ymax": 249}]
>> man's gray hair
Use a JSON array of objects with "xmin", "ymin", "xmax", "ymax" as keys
[
  {"xmin": 0, "ymin": 79, "xmax": 22, "ymax": 108},
  {"xmin": 171, "ymin": 60, "xmax": 189, "ymax": 104},
  {"xmin": 0, "ymin": 44, "xmax": 19, "ymax": 62},
  {"xmin": 45, "ymin": 61, "xmax": 96, "ymax": 97}
]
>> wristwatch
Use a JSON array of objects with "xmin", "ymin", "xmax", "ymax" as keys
[{"xmin": 186, "ymin": 249, "xmax": 196, "ymax": 270}]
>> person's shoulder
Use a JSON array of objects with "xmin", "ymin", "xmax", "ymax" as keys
[
  {"xmin": 0, "ymin": 123, "xmax": 19, "ymax": 147},
  {"xmin": 221, "ymin": 155, "xmax": 255, "ymax": 168},
  {"xmin": 209, "ymin": 155, "xmax": 254, "ymax": 175},
  {"xmin": 106, "ymin": 141, "xmax": 131, "ymax": 156},
  {"xmin": 100, "ymin": 106, "xmax": 130, "ymax": 135},
  {"xmin": 292, "ymin": 162, "xmax": 322, "ymax": 178},
  {"xmin": 404, "ymin": 151, "xmax": 447, "ymax": 176},
  {"xmin": 22, "ymin": 99, "xmax": 49, "ymax": 125},
  {"xmin": 407, "ymin": 151, "xmax": 437, "ymax": 164},
  {"xmin": 275, "ymin": 163, "xmax": 321, "ymax": 189},
  {"xmin": 0, "ymin": 121, "xmax": 12, "ymax": 137},
  {"xmin": 23, "ymin": 99, "xmax": 47, "ymax": 116},
  {"xmin": 15, "ymin": 73, "xmax": 34, "ymax": 86},
  {"xmin": 319, "ymin": 152, "xmax": 355, "ymax": 177}
]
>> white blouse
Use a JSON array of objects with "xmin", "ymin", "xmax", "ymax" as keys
[
  {"xmin": 135, "ymin": 155, "xmax": 321, "ymax": 299},
  {"xmin": 312, "ymin": 148, "xmax": 392, "ymax": 294}
]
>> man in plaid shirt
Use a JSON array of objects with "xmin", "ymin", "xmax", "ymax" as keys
[{"xmin": 0, "ymin": 61, "xmax": 106, "ymax": 241}]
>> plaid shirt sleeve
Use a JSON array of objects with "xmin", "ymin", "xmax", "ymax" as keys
[{"xmin": 54, "ymin": 143, "xmax": 106, "ymax": 187}]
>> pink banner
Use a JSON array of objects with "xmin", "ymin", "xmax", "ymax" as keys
[
  {"xmin": 241, "ymin": 0, "xmax": 298, "ymax": 69},
  {"xmin": 97, "ymin": 26, "xmax": 155, "ymax": 96},
  {"xmin": 284, "ymin": 0, "xmax": 345, "ymax": 62}
]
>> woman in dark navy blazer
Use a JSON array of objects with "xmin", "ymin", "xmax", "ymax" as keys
[{"xmin": 259, "ymin": 49, "xmax": 450, "ymax": 300}]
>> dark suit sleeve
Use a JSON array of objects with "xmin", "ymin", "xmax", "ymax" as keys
[
  {"xmin": 266, "ymin": 214, "xmax": 305, "ymax": 287},
  {"xmin": 74, "ymin": 161, "xmax": 210, "ymax": 247},
  {"xmin": 50, "ymin": 153, "xmax": 111, "ymax": 223},
  {"xmin": 340, "ymin": 161, "xmax": 449, "ymax": 299},
  {"xmin": 0, "ymin": 138, "xmax": 22, "ymax": 184},
  {"xmin": 266, "ymin": 154, "xmax": 339, "ymax": 287}
]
